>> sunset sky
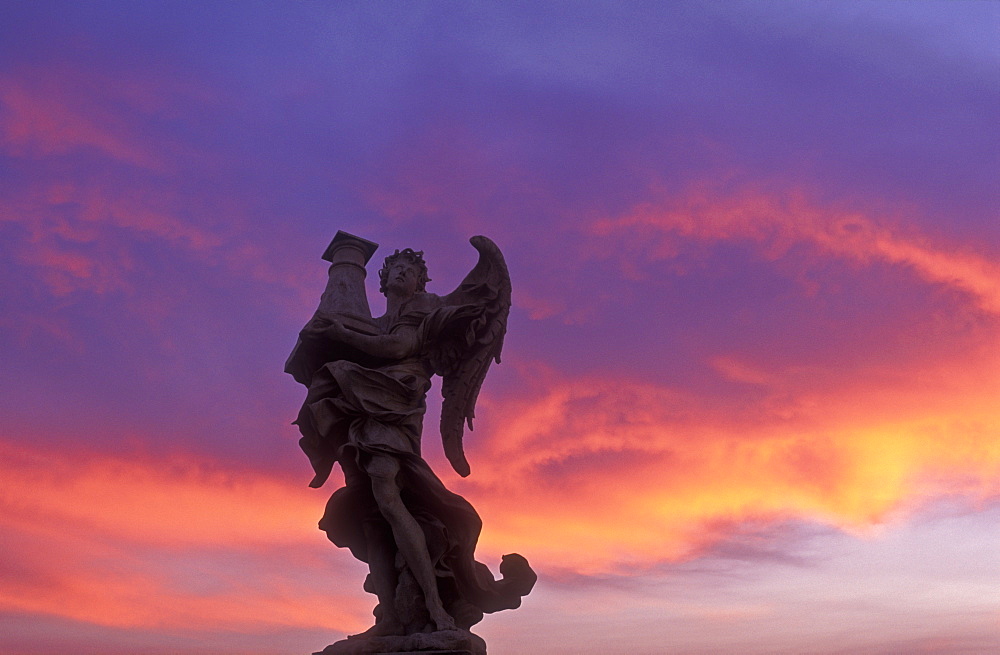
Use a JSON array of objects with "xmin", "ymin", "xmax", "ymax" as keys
[{"xmin": 1, "ymin": 2, "xmax": 998, "ymax": 654}]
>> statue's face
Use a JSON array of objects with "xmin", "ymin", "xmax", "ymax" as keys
[{"xmin": 386, "ymin": 260, "xmax": 421, "ymax": 297}]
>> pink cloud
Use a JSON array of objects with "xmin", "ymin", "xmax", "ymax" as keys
[
  {"xmin": 589, "ymin": 183, "xmax": 1000, "ymax": 314},
  {"xmin": 31, "ymin": 245, "xmax": 119, "ymax": 295},
  {"xmin": 39, "ymin": 183, "xmax": 224, "ymax": 252},
  {"xmin": 2, "ymin": 183, "xmax": 224, "ymax": 297},
  {"xmin": 0, "ymin": 63, "xmax": 218, "ymax": 170},
  {"xmin": 514, "ymin": 290, "xmax": 567, "ymax": 321},
  {"xmin": 0, "ymin": 74, "xmax": 163, "ymax": 170},
  {"xmin": 1, "ymin": 177, "xmax": 319, "ymax": 315}
]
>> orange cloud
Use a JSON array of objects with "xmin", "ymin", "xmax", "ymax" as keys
[
  {"xmin": 0, "ymin": 440, "xmax": 370, "ymax": 633},
  {"xmin": 589, "ymin": 184, "xmax": 1000, "ymax": 314},
  {"xmin": 0, "ymin": 442, "xmax": 318, "ymax": 549},
  {"xmin": 456, "ymin": 340, "xmax": 1000, "ymax": 574},
  {"xmin": 4, "ymin": 329, "xmax": 997, "ymax": 627},
  {"xmin": 3, "ymin": 329, "xmax": 998, "ymax": 629},
  {"xmin": 0, "ymin": 537, "xmax": 366, "ymax": 634}
]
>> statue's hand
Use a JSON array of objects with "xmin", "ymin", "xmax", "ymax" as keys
[
  {"xmin": 324, "ymin": 318, "xmax": 349, "ymax": 341},
  {"xmin": 300, "ymin": 317, "xmax": 346, "ymax": 342},
  {"xmin": 299, "ymin": 319, "xmax": 327, "ymax": 339}
]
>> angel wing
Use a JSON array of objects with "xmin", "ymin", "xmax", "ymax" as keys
[{"xmin": 427, "ymin": 236, "xmax": 511, "ymax": 477}]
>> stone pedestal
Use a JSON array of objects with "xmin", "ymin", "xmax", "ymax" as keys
[{"xmin": 314, "ymin": 629, "xmax": 486, "ymax": 655}]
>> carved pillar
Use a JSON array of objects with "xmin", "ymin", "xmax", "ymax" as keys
[
  {"xmin": 285, "ymin": 231, "xmax": 380, "ymax": 384},
  {"xmin": 317, "ymin": 231, "xmax": 379, "ymax": 333}
]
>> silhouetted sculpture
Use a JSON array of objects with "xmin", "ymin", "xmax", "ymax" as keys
[{"xmin": 288, "ymin": 232, "xmax": 535, "ymax": 655}]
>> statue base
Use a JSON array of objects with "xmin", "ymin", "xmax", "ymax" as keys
[{"xmin": 314, "ymin": 628, "xmax": 486, "ymax": 655}]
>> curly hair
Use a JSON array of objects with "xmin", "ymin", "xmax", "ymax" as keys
[{"xmin": 378, "ymin": 248, "xmax": 431, "ymax": 295}]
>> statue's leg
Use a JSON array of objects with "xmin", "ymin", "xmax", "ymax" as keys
[
  {"xmin": 366, "ymin": 454, "xmax": 457, "ymax": 632},
  {"xmin": 360, "ymin": 518, "xmax": 405, "ymax": 636}
]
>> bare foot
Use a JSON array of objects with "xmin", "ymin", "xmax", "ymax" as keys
[
  {"xmin": 430, "ymin": 608, "xmax": 457, "ymax": 632},
  {"xmin": 348, "ymin": 617, "xmax": 405, "ymax": 639}
]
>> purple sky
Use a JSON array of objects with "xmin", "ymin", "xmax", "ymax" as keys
[{"xmin": 1, "ymin": 2, "xmax": 999, "ymax": 654}]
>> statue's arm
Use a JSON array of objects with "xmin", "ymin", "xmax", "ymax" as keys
[{"xmin": 306, "ymin": 318, "xmax": 419, "ymax": 360}]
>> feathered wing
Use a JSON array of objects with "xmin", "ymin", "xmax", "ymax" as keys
[{"xmin": 428, "ymin": 236, "xmax": 511, "ymax": 477}]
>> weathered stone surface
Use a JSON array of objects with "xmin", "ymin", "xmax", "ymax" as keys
[
  {"xmin": 289, "ymin": 234, "xmax": 535, "ymax": 653},
  {"xmin": 314, "ymin": 628, "xmax": 486, "ymax": 654}
]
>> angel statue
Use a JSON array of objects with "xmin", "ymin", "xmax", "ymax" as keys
[{"xmin": 286, "ymin": 232, "xmax": 535, "ymax": 655}]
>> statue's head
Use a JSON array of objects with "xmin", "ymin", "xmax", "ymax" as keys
[{"xmin": 379, "ymin": 248, "xmax": 430, "ymax": 296}]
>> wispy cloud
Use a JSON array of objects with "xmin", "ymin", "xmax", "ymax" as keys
[
  {"xmin": 589, "ymin": 183, "xmax": 1000, "ymax": 314},
  {"xmin": 1, "ymin": 182, "xmax": 223, "ymax": 297},
  {"xmin": 0, "ymin": 72, "xmax": 165, "ymax": 169}
]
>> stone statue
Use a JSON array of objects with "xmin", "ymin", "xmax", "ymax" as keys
[{"xmin": 287, "ymin": 232, "xmax": 535, "ymax": 655}]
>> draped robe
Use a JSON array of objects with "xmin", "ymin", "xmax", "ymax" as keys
[{"xmin": 294, "ymin": 296, "xmax": 534, "ymax": 629}]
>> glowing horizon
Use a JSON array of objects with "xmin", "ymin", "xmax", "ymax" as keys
[{"xmin": 2, "ymin": 2, "xmax": 998, "ymax": 654}]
